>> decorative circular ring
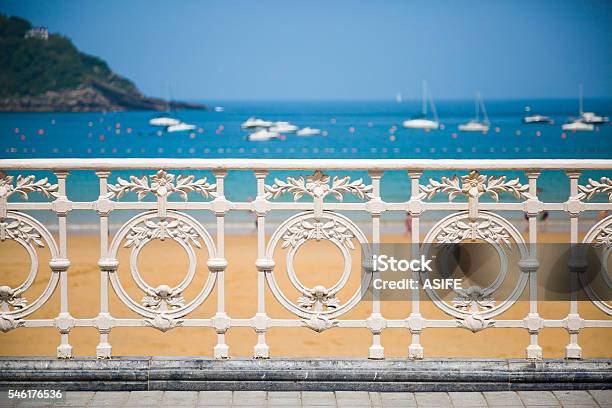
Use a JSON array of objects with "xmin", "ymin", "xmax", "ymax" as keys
[
  {"xmin": 0, "ymin": 211, "xmax": 60, "ymax": 319},
  {"xmin": 107, "ymin": 210, "xmax": 217, "ymax": 319},
  {"xmin": 581, "ymin": 215, "xmax": 612, "ymax": 315},
  {"xmin": 265, "ymin": 211, "xmax": 370, "ymax": 320},
  {"xmin": 421, "ymin": 211, "xmax": 529, "ymax": 319}
]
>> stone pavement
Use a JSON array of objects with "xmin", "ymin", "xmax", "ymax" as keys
[{"xmin": 0, "ymin": 390, "xmax": 610, "ymax": 407}]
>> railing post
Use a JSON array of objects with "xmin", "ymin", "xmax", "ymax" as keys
[
  {"xmin": 407, "ymin": 171, "xmax": 424, "ymax": 359},
  {"xmin": 94, "ymin": 170, "xmax": 114, "ymax": 359},
  {"xmin": 52, "ymin": 171, "xmax": 74, "ymax": 358},
  {"xmin": 367, "ymin": 170, "xmax": 385, "ymax": 359},
  {"xmin": 211, "ymin": 170, "xmax": 230, "ymax": 359},
  {"xmin": 524, "ymin": 171, "xmax": 543, "ymax": 360},
  {"xmin": 253, "ymin": 170, "xmax": 271, "ymax": 358},
  {"xmin": 565, "ymin": 170, "xmax": 583, "ymax": 359}
]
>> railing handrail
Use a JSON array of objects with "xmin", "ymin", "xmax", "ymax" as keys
[{"xmin": 1, "ymin": 158, "xmax": 612, "ymax": 171}]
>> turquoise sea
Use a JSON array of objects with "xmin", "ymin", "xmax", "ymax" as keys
[{"xmin": 1, "ymin": 99, "xmax": 611, "ymax": 231}]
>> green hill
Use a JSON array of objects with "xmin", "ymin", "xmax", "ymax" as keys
[{"xmin": 0, "ymin": 14, "xmax": 205, "ymax": 111}]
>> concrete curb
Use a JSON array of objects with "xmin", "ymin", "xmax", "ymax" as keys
[{"xmin": 0, "ymin": 357, "xmax": 610, "ymax": 392}]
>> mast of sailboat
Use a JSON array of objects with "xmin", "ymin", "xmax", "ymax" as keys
[
  {"xmin": 480, "ymin": 92, "xmax": 489, "ymax": 124},
  {"xmin": 422, "ymin": 80, "xmax": 427, "ymax": 116},
  {"xmin": 475, "ymin": 91, "xmax": 480, "ymax": 122},
  {"xmin": 579, "ymin": 83, "xmax": 584, "ymax": 115},
  {"xmin": 428, "ymin": 82, "xmax": 439, "ymax": 122}
]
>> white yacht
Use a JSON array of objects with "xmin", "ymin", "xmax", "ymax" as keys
[
  {"xmin": 562, "ymin": 85, "xmax": 597, "ymax": 131},
  {"xmin": 248, "ymin": 129, "xmax": 280, "ymax": 141},
  {"xmin": 270, "ymin": 121, "xmax": 298, "ymax": 133},
  {"xmin": 562, "ymin": 120, "xmax": 594, "ymax": 131},
  {"xmin": 459, "ymin": 91, "xmax": 490, "ymax": 132},
  {"xmin": 296, "ymin": 127, "xmax": 322, "ymax": 136},
  {"xmin": 581, "ymin": 111, "xmax": 608, "ymax": 124},
  {"xmin": 523, "ymin": 114, "xmax": 553, "ymax": 124},
  {"xmin": 149, "ymin": 116, "xmax": 181, "ymax": 127},
  {"xmin": 241, "ymin": 117, "xmax": 273, "ymax": 129},
  {"xmin": 167, "ymin": 122, "xmax": 196, "ymax": 133},
  {"xmin": 402, "ymin": 81, "xmax": 440, "ymax": 130}
]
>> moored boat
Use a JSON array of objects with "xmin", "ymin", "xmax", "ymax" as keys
[{"xmin": 459, "ymin": 91, "xmax": 490, "ymax": 132}]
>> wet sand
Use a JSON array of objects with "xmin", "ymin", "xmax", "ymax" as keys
[{"xmin": 0, "ymin": 232, "xmax": 610, "ymax": 358}]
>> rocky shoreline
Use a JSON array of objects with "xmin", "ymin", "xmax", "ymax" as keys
[{"xmin": 0, "ymin": 82, "xmax": 207, "ymax": 112}]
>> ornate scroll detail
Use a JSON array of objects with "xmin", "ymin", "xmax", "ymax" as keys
[
  {"xmin": 0, "ymin": 286, "xmax": 27, "ymax": 311},
  {"xmin": 144, "ymin": 314, "xmax": 183, "ymax": 332},
  {"xmin": 456, "ymin": 314, "xmax": 495, "ymax": 333},
  {"xmin": 107, "ymin": 170, "xmax": 216, "ymax": 200},
  {"xmin": 301, "ymin": 314, "xmax": 338, "ymax": 333},
  {"xmin": 142, "ymin": 285, "xmax": 185, "ymax": 311},
  {"xmin": 0, "ymin": 314, "xmax": 25, "ymax": 333},
  {"xmin": 452, "ymin": 286, "xmax": 495, "ymax": 312},
  {"xmin": 0, "ymin": 175, "xmax": 59, "ymax": 201},
  {"xmin": 594, "ymin": 226, "xmax": 612, "ymax": 248},
  {"xmin": 0, "ymin": 219, "xmax": 45, "ymax": 247},
  {"xmin": 265, "ymin": 170, "xmax": 373, "ymax": 201},
  {"xmin": 124, "ymin": 218, "xmax": 201, "ymax": 249},
  {"xmin": 298, "ymin": 285, "xmax": 340, "ymax": 312},
  {"xmin": 420, "ymin": 170, "xmax": 531, "ymax": 201},
  {"xmin": 577, "ymin": 177, "xmax": 612, "ymax": 201},
  {"xmin": 282, "ymin": 218, "xmax": 355, "ymax": 249},
  {"xmin": 436, "ymin": 217, "xmax": 511, "ymax": 247}
]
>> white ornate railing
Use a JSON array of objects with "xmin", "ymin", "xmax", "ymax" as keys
[{"xmin": 0, "ymin": 159, "xmax": 610, "ymax": 360}]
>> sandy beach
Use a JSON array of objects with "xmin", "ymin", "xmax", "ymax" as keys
[{"xmin": 0, "ymin": 231, "xmax": 610, "ymax": 359}]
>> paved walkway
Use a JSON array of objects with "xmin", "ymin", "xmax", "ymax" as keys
[{"xmin": 1, "ymin": 390, "xmax": 610, "ymax": 407}]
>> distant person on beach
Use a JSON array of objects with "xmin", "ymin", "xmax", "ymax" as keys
[{"xmin": 404, "ymin": 212, "xmax": 412, "ymax": 236}]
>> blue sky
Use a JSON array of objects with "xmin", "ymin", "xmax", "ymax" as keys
[{"xmin": 2, "ymin": 0, "xmax": 611, "ymax": 101}]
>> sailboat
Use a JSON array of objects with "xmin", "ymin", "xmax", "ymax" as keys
[
  {"xmin": 459, "ymin": 91, "xmax": 490, "ymax": 132},
  {"xmin": 149, "ymin": 85, "xmax": 181, "ymax": 127},
  {"xmin": 402, "ymin": 81, "xmax": 440, "ymax": 129},
  {"xmin": 562, "ymin": 84, "xmax": 595, "ymax": 131}
]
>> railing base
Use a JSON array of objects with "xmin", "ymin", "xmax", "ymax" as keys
[{"xmin": 1, "ymin": 357, "xmax": 610, "ymax": 392}]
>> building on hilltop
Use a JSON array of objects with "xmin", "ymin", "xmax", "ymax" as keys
[{"xmin": 25, "ymin": 27, "xmax": 49, "ymax": 40}]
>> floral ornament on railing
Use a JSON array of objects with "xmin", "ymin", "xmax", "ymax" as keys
[
  {"xmin": 436, "ymin": 217, "xmax": 511, "ymax": 247},
  {"xmin": 0, "ymin": 314, "xmax": 24, "ymax": 333},
  {"xmin": 576, "ymin": 177, "xmax": 612, "ymax": 201},
  {"xmin": 452, "ymin": 286, "xmax": 495, "ymax": 313},
  {"xmin": 124, "ymin": 219, "xmax": 202, "ymax": 249},
  {"xmin": 301, "ymin": 314, "xmax": 339, "ymax": 333},
  {"xmin": 107, "ymin": 170, "xmax": 216, "ymax": 200},
  {"xmin": 265, "ymin": 170, "xmax": 374, "ymax": 201},
  {"xmin": 594, "ymin": 226, "xmax": 612, "ymax": 249},
  {"xmin": 142, "ymin": 284, "xmax": 185, "ymax": 311},
  {"xmin": 0, "ymin": 285, "xmax": 27, "ymax": 311},
  {"xmin": 0, "ymin": 219, "xmax": 45, "ymax": 247},
  {"xmin": 298, "ymin": 285, "xmax": 340, "ymax": 312},
  {"xmin": 0, "ymin": 175, "xmax": 59, "ymax": 201},
  {"xmin": 144, "ymin": 314, "xmax": 183, "ymax": 332},
  {"xmin": 420, "ymin": 170, "xmax": 531, "ymax": 201},
  {"xmin": 281, "ymin": 218, "xmax": 355, "ymax": 249}
]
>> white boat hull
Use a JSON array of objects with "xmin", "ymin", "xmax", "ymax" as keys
[
  {"xmin": 270, "ymin": 122, "xmax": 298, "ymax": 133},
  {"xmin": 149, "ymin": 117, "xmax": 181, "ymax": 127},
  {"xmin": 242, "ymin": 117, "xmax": 273, "ymax": 128},
  {"xmin": 402, "ymin": 119, "xmax": 439, "ymax": 129},
  {"xmin": 248, "ymin": 129, "xmax": 280, "ymax": 141},
  {"xmin": 562, "ymin": 121, "xmax": 594, "ymax": 131},
  {"xmin": 459, "ymin": 122, "xmax": 489, "ymax": 132},
  {"xmin": 167, "ymin": 123, "xmax": 196, "ymax": 132},
  {"xmin": 523, "ymin": 115, "xmax": 553, "ymax": 124},
  {"xmin": 581, "ymin": 112, "xmax": 608, "ymax": 124},
  {"xmin": 296, "ymin": 128, "xmax": 321, "ymax": 136}
]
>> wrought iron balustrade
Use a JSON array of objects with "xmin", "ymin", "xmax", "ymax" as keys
[{"xmin": 0, "ymin": 159, "xmax": 610, "ymax": 360}]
